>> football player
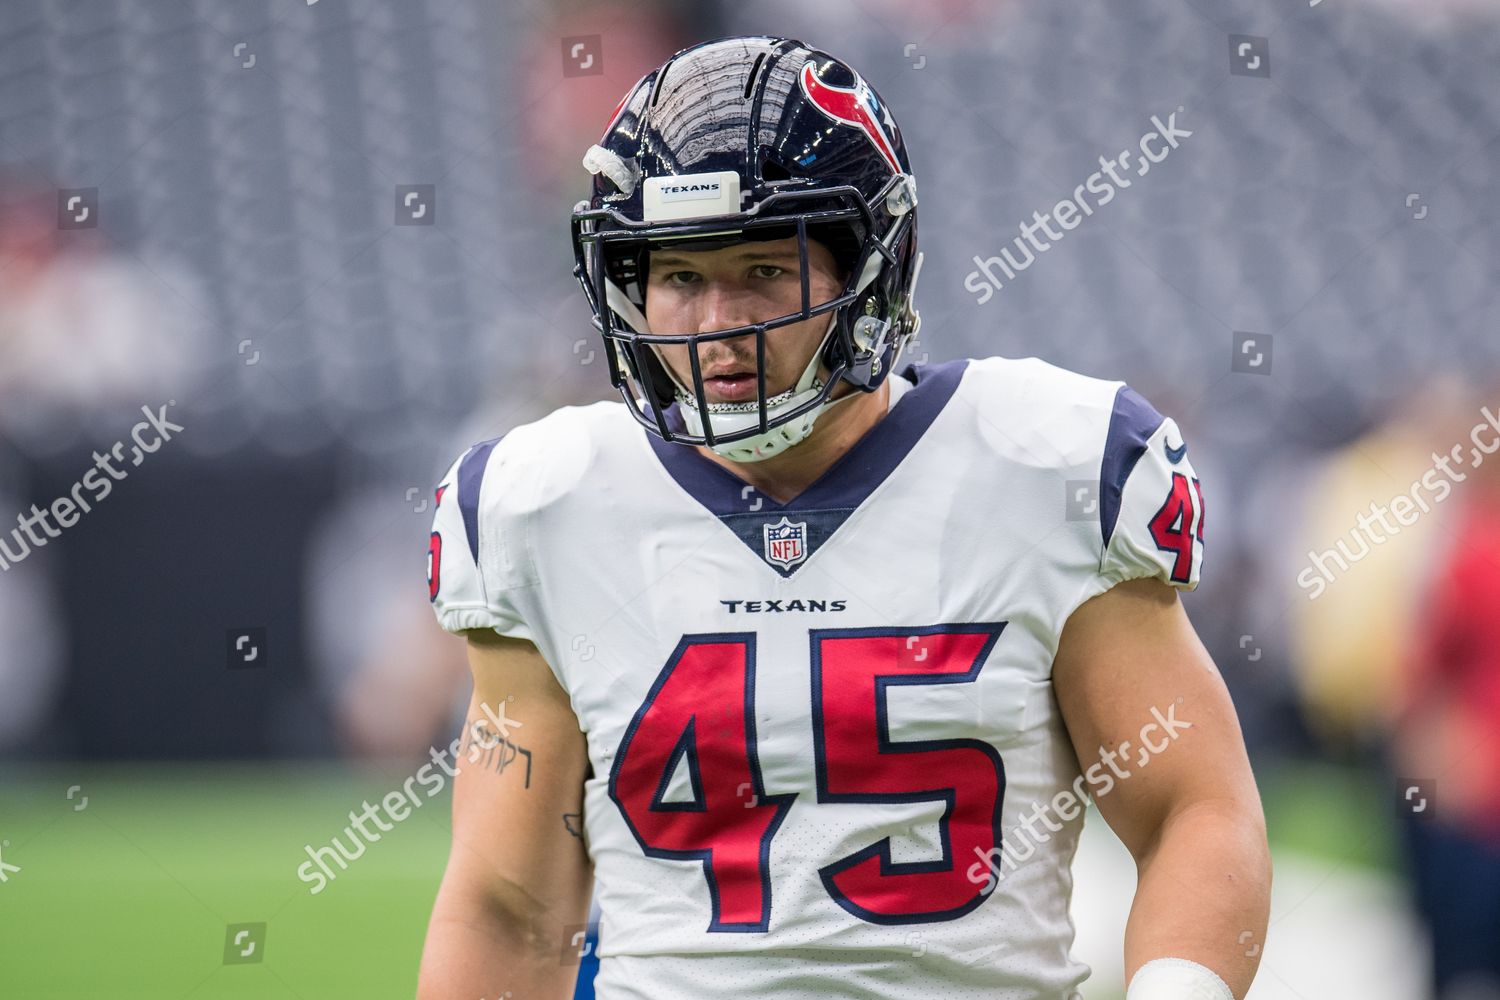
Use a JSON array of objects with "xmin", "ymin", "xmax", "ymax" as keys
[{"xmin": 417, "ymin": 36, "xmax": 1270, "ymax": 1000}]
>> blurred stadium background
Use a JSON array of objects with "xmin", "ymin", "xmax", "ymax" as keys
[{"xmin": 2, "ymin": 0, "xmax": 1498, "ymax": 996}]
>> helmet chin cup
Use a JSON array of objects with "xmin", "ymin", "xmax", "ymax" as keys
[{"xmin": 679, "ymin": 386, "xmax": 838, "ymax": 463}]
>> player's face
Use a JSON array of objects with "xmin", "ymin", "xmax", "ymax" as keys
[{"xmin": 644, "ymin": 236, "xmax": 844, "ymax": 404}]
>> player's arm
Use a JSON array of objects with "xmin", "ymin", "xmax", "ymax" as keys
[
  {"xmin": 416, "ymin": 629, "xmax": 592, "ymax": 999},
  {"xmin": 1051, "ymin": 391, "xmax": 1270, "ymax": 998},
  {"xmin": 1053, "ymin": 576, "xmax": 1270, "ymax": 998}
]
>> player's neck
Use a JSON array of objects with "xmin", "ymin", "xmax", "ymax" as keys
[{"xmin": 694, "ymin": 378, "xmax": 892, "ymax": 506}]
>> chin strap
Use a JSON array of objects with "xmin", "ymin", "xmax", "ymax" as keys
[{"xmin": 605, "ymin": 281, "xmax": 652, "ymax": 338}]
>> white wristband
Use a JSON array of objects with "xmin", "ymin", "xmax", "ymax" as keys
[{"xmin": 1125, "ymin": 958, "xmax": 1235, "ymax": 1000}]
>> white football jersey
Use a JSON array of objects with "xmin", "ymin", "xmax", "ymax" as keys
[{"xmin": 428, "ymin": 355, "xmax": 1205, "ymax": 1000}]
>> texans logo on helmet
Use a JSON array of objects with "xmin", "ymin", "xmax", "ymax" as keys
[{"xmin": 798, "ymin": 62, "xmax": 900, "ymax": 173}]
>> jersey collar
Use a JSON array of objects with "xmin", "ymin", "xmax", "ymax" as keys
[{"xmin": 643, "ymin": 358, "xmax": 969, "ymax": 576}]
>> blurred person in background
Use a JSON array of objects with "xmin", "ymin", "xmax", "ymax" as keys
[
  {"xmin": 0, "ymin": 167, "xmax": 204, "ymax": 454},
  {"xmin": 1286, "ymin": 381, "xmax": 1460, "ymax": 757},
  {"xmin": 0, "ymin": 166, "xmax": 206, "ymax": 754},
  {"xmin": 1288, "ymin": 380, "xmax": 1500, "ymax": 999},
  {"xmin": 1392, "ymin": 385, "xmax": 1500, "ymax": 1000}
]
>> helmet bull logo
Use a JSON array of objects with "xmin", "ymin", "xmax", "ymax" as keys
[{"xmin": 798, "ymin": 63, "xmax": 901, "ymax": 173}]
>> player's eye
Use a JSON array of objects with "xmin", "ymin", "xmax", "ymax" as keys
[
  {"xmin": 663, "ymin": 270, "xmax": 700, "ymax": 286},
  {"xmin": 749, "ymin": 264, "xmax": 786, "ymax": 279}
]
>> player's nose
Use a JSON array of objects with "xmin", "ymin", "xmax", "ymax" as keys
[{"xmin": 695, "ymin": 283, "xmax": 758, "ymax": 336}]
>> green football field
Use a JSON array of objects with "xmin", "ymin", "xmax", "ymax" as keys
[
  {"xmin": 0, "ymin": 763, "xmax": 457, "ymax": 999},
  {"xmin": 0, "ymin": 760, "xmax": 1391, "ymax": 998}
]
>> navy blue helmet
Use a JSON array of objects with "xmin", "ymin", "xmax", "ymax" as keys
[{"xmin": 570, "ymin": 36, "xmax": 922, "ymax": 460}]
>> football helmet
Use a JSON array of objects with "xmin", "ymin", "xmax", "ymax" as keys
[{"xmin": 570, "ymin": 36, "xmax": 923, "ymax": 462}]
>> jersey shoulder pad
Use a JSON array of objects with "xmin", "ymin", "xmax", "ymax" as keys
[
  {"xmin": 965, "ymin": 356, "xmax": 1206, "ymax": 591},
  {"xmin": 427, "ymin": 432, "xmax": 535, "ymax": 641},
  {"xmin": 962, "ymin": 355, "xmax": 1128, "ymax": 468},
  {"xmin": 425, "ymin": 402, "xmax": 613, "ymax": 641}
]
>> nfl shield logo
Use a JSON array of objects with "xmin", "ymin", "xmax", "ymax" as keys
[{"xmin": 763, "ymin": 516, "xmax": 808, "ymax": 570}]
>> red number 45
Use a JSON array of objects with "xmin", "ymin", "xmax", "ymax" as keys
[
  {"xmin": 608, "ymin": 624, "xmax": 1007, "ymax": 932},
  {"xmin": 1148, "ymin": 472, "xmax": 1205, "ymax": 583}
]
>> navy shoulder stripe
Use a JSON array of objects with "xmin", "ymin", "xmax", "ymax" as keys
[
  {"xmin": 457, "ymin": 436, "xmax": 503, "ymax": 563},
  {"xmin": 1099, "ymin": 386, "xmax": 1165, "ymax": 548}
]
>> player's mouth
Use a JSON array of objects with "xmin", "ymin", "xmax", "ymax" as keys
[{"xmin": 703, "ymin": 371, "xmax": 760, "ymax": 402}]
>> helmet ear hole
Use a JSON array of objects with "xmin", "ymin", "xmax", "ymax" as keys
[{"xmin": 761, "ymin": 157, "xmax": 793, "ymax": 183}]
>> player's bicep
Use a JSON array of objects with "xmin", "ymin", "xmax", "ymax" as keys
[
  {"xmin": 441, "ymin": 631, "xmax": 590, "ymax": 931},
  {"xmin": 1052, "ymin": 577, "xmax": 1256, "ymax": 862}
]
